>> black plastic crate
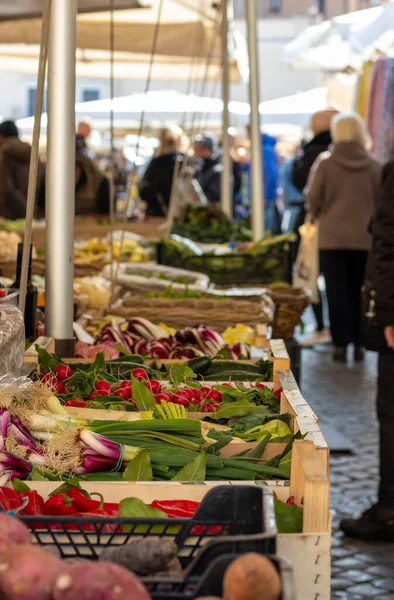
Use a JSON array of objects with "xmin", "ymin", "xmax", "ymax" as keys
[
  {"xmin": 21, "ymin": 486, "xmax": 276, "ymax": 561},
  {"xmin": 157, "ymin": 242, "xmax": 295, "ymax": 286},
  {"xmin": 144, "ymin": 553, "xmax": 295, "ymax": 600}
]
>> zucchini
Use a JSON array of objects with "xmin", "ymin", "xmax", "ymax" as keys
[
  {"xmin": 186, "ymin": 356, "xmax": 212, "ymax": 376},
  {"xmin": 207, "ymin": 360, "xmax": 263, "ymax": 375},
  {"xmin": 203, "ymin": 371, "xmax": 267, "ymax": 381}
]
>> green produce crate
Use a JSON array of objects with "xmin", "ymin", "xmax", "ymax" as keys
[{"xmin": 157, "ymin": 242, "xmax": 295, "ymax": 286}]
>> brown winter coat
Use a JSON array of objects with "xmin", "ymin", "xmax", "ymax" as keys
[
  {"xmin": 0, "ymin": 137, "xmax": 32, "ymax": 220},
  {"xmin": 306, "ymin": 141, "xmax": 382, "ymax": 250}
]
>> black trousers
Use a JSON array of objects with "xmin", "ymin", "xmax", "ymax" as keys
[
  {"xmin": 320, "ymin": 250, "xmax": 368, "ymax": 347},
  {"xmin": 377, "ymin": 352, "xmax": 394, "ymax": 508}
]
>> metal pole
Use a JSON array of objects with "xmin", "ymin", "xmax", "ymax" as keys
[
  {"xmin": 46, "ymin": 0, "xmax": 77, "ymax": 356},
  {"xmin": 221, "ymin": 0, "xmax": 232, "ymax": 218},
  {"xmin": 246, "ymin": 0, "xmax": 264, "ymax": 241}
]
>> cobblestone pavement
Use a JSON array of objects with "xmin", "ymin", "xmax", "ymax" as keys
[{"xmin": 301, "ymin": 346, "xmax": 394, "ymax": 599}]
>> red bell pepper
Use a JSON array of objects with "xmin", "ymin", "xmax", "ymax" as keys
[
  {"xmin": 18, "ymin": 491, "xmax": 45, "ymax": 516},
  {"xmin": 0, "ymin": 488, "xmax": 22, "ymax": 513},
  {"xmin": 70, "ymin": 487, "xmax": 102, "ymax": 512},
  {"xmin": 43, "ymin": 493, "xmax": 76, "ymax": 516},
  {"xmin": 66, "ymin": 510, "xmax": 117, "ymax": 533},
  {"xmin": 149, "ymin": 499, "xmax": 199, "ymax": 518}
]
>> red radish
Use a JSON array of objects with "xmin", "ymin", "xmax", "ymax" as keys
[
  {"xmin": 55, "ymin": 381, "xmax": 65, "ymax": 394},
  {"xmin": 274, "ymin": 389, "xmax": 282, "ymax": 400},
  {"xmin": 286, "ymin": 496, "xmax": 296, "ymax": 506},
  {"xmin": 199, "ymin": 386, "xmax": 212, "ymax": 400},
  {"xmin": 95, "ymin": 380, "xmax": 111, "ymax": 394},
  {"xmin": 76, "ymin": 401, "xmax": 88, "ymax": 408},
  {"xmin": 132, "ymin": 368, "xmax": 148, "ymax": 380},
  {"xmin": 173, "ymin": 390, "xmax": 191, "ymax": 406},
  {"xmin": 181, "ymin": 389, "xmax": 195, "ymax": 401},
  {"xmin": 146, "ymin": 379, "xmax": 161, "ymax": 394},
  {"xmin": 155, "ymin": 392, "xmax": 171, "ymax": 404},
  {"xmin": 40, "ymin": 373, "xmax": 56, "ymax": 385},
  {"xmin": 222, "ymin": 383, "xmax": 232, "ymax": 387},
  {"xmin": 208, "ymin": 389, "xmax": 222, "ymax": 403},
  {"xmin": 89, "ymin": 391, "xmax": 104, "ymax": 400},
  {"xmin": 175, "ymin": 398, "xmax": 190, "ymax": 408},
  {"xmin": 114, "ymin": 389, "xmax": 130, "ymax": 401},
  {"xmin": 191, "ymin": 398, "xmax": 201, "ymax": 407},
  {"xmin": 256, "ymin": 383, "xmax": 265, "ymax": 389},
  {"xmin": 54, "ymin": 365, "xmax": 72, "ymax": 382},
  {"xmin": 206, "ymin": 403, "xmax": 221, "ymax": 413},
  {"xmin": 118, "ymin": 380, "xmax": 132, "ymax": 396},
  {"xmin": 65, "ymin": 400, "xmax": 78, "ymax": 407}
]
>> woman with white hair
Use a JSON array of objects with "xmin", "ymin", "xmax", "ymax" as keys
[{"xmin": 306, "ymin": 112, "xmax": 382, "ymax": 363}]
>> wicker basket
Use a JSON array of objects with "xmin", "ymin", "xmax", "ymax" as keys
[
  {"xmin": 110, "ymin": 292, "xmax": 274, "ymax": 331},
  {"xmin": 267, "ymin": 286, "xmax": 309, "ymax": 340}
]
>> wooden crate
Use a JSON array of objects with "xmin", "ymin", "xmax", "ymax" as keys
[{"xmin": 27, "ymin": 439, "xmax": 330, "ymax": 600}]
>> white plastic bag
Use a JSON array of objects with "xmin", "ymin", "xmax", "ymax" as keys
[{"xmin": 293, "ymin": 220, "xmax": 319, "ymax": 303}]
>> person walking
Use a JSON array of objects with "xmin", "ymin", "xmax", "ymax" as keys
[
  {"xmin": 306, "ymin": 112, "xmax": 381, "ymax": 363},
  {"xmin": 292, "ymin": 107, "xmax": 339, "ymax": 346},
  {"xmin": 138, "ymin": 125, "xmax": 184, "ymax": 217},
  {"xmin": 340, "ymin": 160, "xmax": 394, "ymax": 540},
  {"xmin": 0, "ymin": 120, "xmax": 39, "ymax": 220}
]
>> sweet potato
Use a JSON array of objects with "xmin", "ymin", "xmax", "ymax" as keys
[
  {"xmin": 223, "ymin": 554, "xmax": 281, "ymax": 600},
  {"xmin": 53, "ymin": 562, "xmax": 151, "ymax": 600},
  {"xmin": 99, "ymin": 537, "xmax": 178, "ymax": 576},
  {"xmin": 0, "ymin": 514, "xmax": 31, "ymax": 555},
  {"xmin": 0, "ymin": 544, "xmax": 68, "ymax": 600}
]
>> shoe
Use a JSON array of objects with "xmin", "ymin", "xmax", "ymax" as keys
[
  {"xmin": 354, "ymin": 346, "xmax": 365, "ymax": 362},
  {"xmin": 340, "ymin": 504, "xmax": 394, "ymax": 541},
  {"xmin": 299, "ymin": 329, "xmax": 332, "ymax": 347},
  {"xmin": 333, "ymin": 346, "xmax": 347, "ymax": 363}
]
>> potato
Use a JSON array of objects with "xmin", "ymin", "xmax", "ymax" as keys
[
  {"xmin": 99, "ymin": 537, "xmax": 178, "ymax": 576},
  {"xmin": 223, "ymin": 554, "xmax": 281, "ymax": 600},
  {"xmin": 53, "ymin": 561, "xmax": 151, "ymax": 600},
  {"xmin": 0, "ymin": 514, "xmax": 31, "ymax": 555},
  {"xmin": 194, "ymin": 597, "xmax": 223, "ymax": 599},
  {"xmin": 0, "ymin": 544, "xmax": 68, "ymax": 600}
]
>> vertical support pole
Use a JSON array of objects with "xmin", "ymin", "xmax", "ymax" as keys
[
  {"xmin": 246, "ymin": 0, "xmax": 264, "ymax": 241},
  {"xmin": 46, "ymin": 0, "xmax": 77, "ymax": 357},
  {"xmin": 221, "ymin": 0, "xmax": 232, "ymax": 218}
]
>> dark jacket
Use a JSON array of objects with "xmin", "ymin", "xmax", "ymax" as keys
[
  {"xmin": 75, "ymin": 152, "xmax": 109, "ymax": 215},
  {"xmin": 0, "ymin": 137, "xmax": 33, "ymax": 220},
  {"xmin": 372, "ymin": 160, "xmax": 394, "ymax": 328},
  {"xmin": 138, "ymin": 152, "xmax": 181, "ymax": 217},
  {"xmin": 195, "ymin": 153, "xmax": 223, "ymax": 205},
  {"xmin": 292, "ymin": 131, "xmax": 332, "ymax": 193}
]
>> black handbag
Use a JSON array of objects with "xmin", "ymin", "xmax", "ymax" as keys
[{"xmin": 361, "ymin": 282, "xmax": 387, "ymax": 352}]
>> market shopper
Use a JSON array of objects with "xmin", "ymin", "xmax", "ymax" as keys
[
  {"xmin": 306, "ymin": 112, "xmax": 381, "ymax": 363},
  {"xmin": 292, "ymin": 107, "xmax": 339, "ymax": 347},
  {"xmin": 138, "ymin": 125, "xmax": 184, "ymax": 217},
  {"xmin": 192, "ymin": 134, "xmax": 223, "ymax": 205},
  {"xmin": 340, "ymin": 160, "xmax": 394, "ymax": 540},
  {"xmin": 0, "ymin": 120, "xmax": 40, "ymax": 220}
]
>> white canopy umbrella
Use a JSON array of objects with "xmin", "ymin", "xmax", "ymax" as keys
[
  {"xmin": 284, "ymin": 1, "xmax": 394, "ymax": 71},
  {"xmin": 17, "ymin": 88, "xmax": 329, "ymax": 135},
  {"xmin": 0, "ymin": 0, "xmax": 144, "ymax": 19},
  {"xmin": 0, "ymin": 44, "xmax": 240, "ymax": 81},
  {"xmin": 0, "ymin": 1, "xmax": 223, "ymax": 58}
]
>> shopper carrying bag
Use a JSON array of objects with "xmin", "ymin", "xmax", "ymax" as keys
[{"xmin": 293, "ymin": 217, "xmax": 320, "ymax": 304}]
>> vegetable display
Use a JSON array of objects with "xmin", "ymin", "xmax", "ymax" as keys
[
  {"xmin": 172, "ymin": 205, "xmax": 252, "ymax": 243},
  {"xmin": 82, "ymin": 317, "xmax": 252, "ymax": 360}
]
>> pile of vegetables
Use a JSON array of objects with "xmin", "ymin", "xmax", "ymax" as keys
[
  {"xmin": 0, "ymin": 480, "xmax": 303, "ymax": 534},
  {"xmin": 74, "ymin": 236, "xmax": 147, "ymax": 263},
  {"xmin": 77, "ymin": 317, "xmax": 252, "ymax": 360},
  {"xmin": 172, "ymin": 205, "xmax": 252, "ymax": 243},
  {"xmin": 36, "ymin": 349, "xmax": 275, "ymax": 415},
  {"xmin": 0, "ymin": 375, "xmax": 295, "ymax": 483}
]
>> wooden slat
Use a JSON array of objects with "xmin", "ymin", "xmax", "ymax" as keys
[
  {"xmin": 290, "ymin": 440, "xmax": 329, "ymax": 534},
  {"xmin": 254, "ymin": 323, "xmax": 268, "ymax": 348},
  {"xmin": 269, "ymin": 340, "xmax": 291, "ymax": 388}
]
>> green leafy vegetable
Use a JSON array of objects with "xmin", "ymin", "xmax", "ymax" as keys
[
  {"xmin": 169, "ymin": 364, "xmax": 197, "ymax": 385},
  {"xmin": 131, "ymin": 376, "xmax": 157, "ymax": 411},
  {"xmin": 210, "ymin": 400, "xmax": 262, "ymax": 420},
  {"xmin": 119, "ymin": 497, "xmax": 169, "ymax": 533},
  {"xmin": 11, "ymin": 479, "xmax": 30, "ymax": 493},
  {"xmin": 172, "ymin": 452, "xmax": 206, "ymax": 481},
  {"xmin": 36, "ymin": 346, "xmax": 64, "ymax": 373},
  {"xmin": 274, "ymin": 498, "xmax": 303, "ymax": 533},
  {"xmin": 122, "ymin": 450, "xmax": 153, "ymax": 481}
]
